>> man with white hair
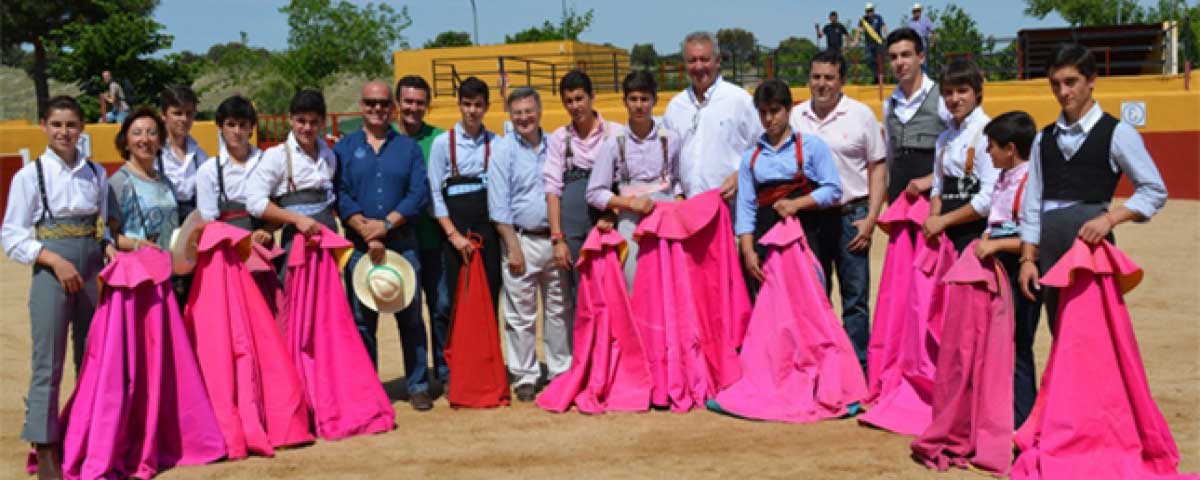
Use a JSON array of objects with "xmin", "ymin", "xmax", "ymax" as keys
[{"xmin": 663, "ymin": 31, "xmax": 763, "ymax": 199}]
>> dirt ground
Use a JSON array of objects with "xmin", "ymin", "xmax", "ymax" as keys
[{"xmin": 2, "ymin": 201, "xmax": 1197, "ymax": 479}]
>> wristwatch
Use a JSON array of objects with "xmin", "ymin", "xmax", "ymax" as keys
[{"xmin": 383, "ymin": 218, "xmax": 394, "ymax": 231}]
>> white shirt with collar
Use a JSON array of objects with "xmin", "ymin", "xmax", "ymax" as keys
[
  {"xmin": 664, "ymin": 76, "xmax": 763, "ymax": 197},
  {"xmin": 931, "ymin": 106, "xmax": 999, "ymax": 215},
  {"xmin": 245, "ymin": 132, "xmax": 337, "ymax": 217},
  {"xmin": 2, "ymin": 148, "xmax": 109, "ymax": 265},
  {"xmin": 883, "ymin": 73, "xmax": 953, "ymax": 125},
  {"xmin": 791, "ymin": 94, "xmax": 888, "ymax": 203},
  {"xmin": 195, "ymin": 146, "xmax": 265, "ymax": 221},
  {"xmin": 158, "ymin": 135, "xmax": 209, "ymax": 202},
  {"xmin": 1019, "ymin": 101, "xmax": 1168, "ymax": 244}
]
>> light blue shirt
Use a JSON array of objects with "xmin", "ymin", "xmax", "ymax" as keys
[
  {"xmin": 426, "ymin": 122, "xmax": 497, "ymax": 218},
  {"xmin": 907, "ymin": 15, "xmax": 935, "ymax": 45},
  {"xmin": 1019, "ymin": 102, "xmax": 1168, "ymax": 244},
  {"xmin": 488, "ymin": 131, "xmax": 550, "ymax": 231},
  {"xmin": 735, "ymin": 133, "xmax": 842, "ymax": 235}
]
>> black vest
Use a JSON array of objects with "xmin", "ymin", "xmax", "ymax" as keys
[{"xmin": 1040, "ymin": 113, "xmax": 1121, "ymax": 203}]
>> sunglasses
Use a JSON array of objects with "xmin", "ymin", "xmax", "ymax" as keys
[{"xmin": 362, "ymin": 98, "xmax": 393, "ymax": 109}]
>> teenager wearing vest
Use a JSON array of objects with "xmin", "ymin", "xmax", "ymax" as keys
[
  {"xmin": 195, "ymin": 95, "xmax": 271, "ymax": 242},
  {"xmin": 790, "ymin": 49, "xmax": 888, "ymax": 372},
  {"xmin": 396, "ymin": 74, "xmax": 452, "ymax": 384},
  {"xmin": 426, "ymin": 76, "xmax": 503, "ymax": 366},
  {"xmin": 1017, "ymin": 44, "xmax": 1168, "ymax": 328},
  {"xmin": 245, "ymin": 89, "xmax": 339, "ymax": 281},
  {"xmin": 2, "ymin": 96, "xmax": 116, "ymax": 476},
  {"xmin": 158, "ymin": 85, "xmax": 209, "ymax": 222},
  {"xmin": 921, "ymin": 59, "xmax": 999, "ymax": 254},
  {"xmin": 971, "ymin": 111, "xmax": 1041, "ymax": 428},
  {"xmin": 588, "ymin": 71, "xmax": 682, "ymax": 290},
  {"xmin": 736, "ymin": 79, "xmax": 842, "ymax": 292},
  {"xmin": 489, "ymin": 87, "xmax": 572, "ymax": 402},
  {"xmin": 545, "ymin": 70, "xmax": 618, "ymax": 281},
  {"xmin": 883, "ymin": 28, "xmax": 952, "ymax": 204}
]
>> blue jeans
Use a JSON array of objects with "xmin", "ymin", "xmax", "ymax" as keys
[
  {"xmin": 343, "ymin": 235, "xmax": 429, "ymax": 394},
  {"xmin": 105, "ymin": 110, "xmax": 128, "ymax": 124},
  {"xmin": 815, "ymin": 204, "xmax": 872, "ymax": 372},
  {"xmin": 419, "ymin": 246, "xmax": 451, "ymax": 382}
]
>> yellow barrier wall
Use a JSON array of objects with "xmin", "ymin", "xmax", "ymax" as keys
[{"xmin": 0, "ymin": 121, "xmax": 223, "ymax": 164}]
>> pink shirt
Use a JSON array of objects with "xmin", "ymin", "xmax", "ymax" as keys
[
  {"xmin": 985, "ymin": 161, "xmax": 1030, "ymax": 235},
  {"xmin": 790, "ymin": 95, "xmax": 888, "ymax": 204},
  {"xmin": 543, "ymin": 112, "xmax": 620, "ymax": 197}
]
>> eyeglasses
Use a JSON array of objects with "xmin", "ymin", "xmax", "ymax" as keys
[{"xmin": 362, "ymin": 98, "xmax": 393, "ymax": 109}]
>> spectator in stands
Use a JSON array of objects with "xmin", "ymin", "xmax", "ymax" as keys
[
  {"xmin": 816, "ymin": 11, "xmax": 850, "ymax": 52},
  {"xmin": 101, "ymin": 70, "xmax": 130, "ymax": 124},
  {"xmin": 853, "ymin": 3, "xmax": 888, "ymax": 84},
  {"xmin": 907, "ymin": 3, "xmax": 937, "ymax": 73}
]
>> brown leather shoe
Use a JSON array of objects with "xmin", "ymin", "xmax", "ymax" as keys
[
  {"xmin": 410, "ymin": 391, "xmax": 433, "ymax": 411},
  {"xmin": 35, "ymin": 443, "xmax": 62, "ymax": 480},
  {"xmin": 515, "ymin": 384, "xmax": 536, "ymax": 402}
]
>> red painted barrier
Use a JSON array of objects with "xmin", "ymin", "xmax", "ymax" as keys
[{"xmin": 1119, "ymin": 130, "xmax": 1200, "ymax": 200}]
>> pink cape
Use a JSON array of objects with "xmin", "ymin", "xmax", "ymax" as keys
[
  {"xmin": 712, "ymin": 217, "xmax": 868, "ymax": 422},
  {"xmin": 630, "ymin": 189, "xmax": 751, "ymax": 412},
  {"xmin": 53, "ymin": 248, "xmax": 226, "ymax": 479},
  {"xmin": 860, "ymin": 192, "xmax": 957, "ymax": 435},
  {"xmin": 282, "ymin": 226, "xmax": 395, "ymax": 439},
  {"xmin": 183, "ymin": 222, "xmax": 314, "ymax": 459},
  {"xmin": 537, "ymin": 228, "xmax": 652, "ymax": 414},
  {"xmin": 912, "ymin": 241, "xmax": 1015, "ymax": 475},
  {"xmin": 1013, "ymin": 240, "xmax": 1197, "ymax": 480},
  {"xmin": 248, "ymin": 242, "xmax": 286, "ymax": 330}
]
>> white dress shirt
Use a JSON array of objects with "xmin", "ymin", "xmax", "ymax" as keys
[
  {"xmin": 2, "ymin": 148, "xmax": 108, "ymax": 265},
  {"xmin": 791, "ymin": 94, "xmax": 888, "ymax": 204},
  {"xmin": 157, "ymin": 135, "xmax": 208, "ymax": 202},
  {"xmin": 931, "ymin": 107, "xmax": 999, "ymax": 215},
  {"xmin": 195, "ymin": 146, "xmax": 265, "ymax": 221},
  {"xmin": 245, "ymin": 132, "xmax": 337, "ymax": 217},
  {"xmin": 664, "ymin": 77, "xmax": 763, "ymax": 197},
  {"xmin": 1019, "ymin": 102, "xmax": 1168, "ymax": 244},
  {"xmin": 883, "ymin": 73, "xmax": 953, "ymax": 124}
]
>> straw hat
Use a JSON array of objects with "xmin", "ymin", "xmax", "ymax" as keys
[
  {"xmin": 169, "ymin": 211, "xmax": 208, "ymax": 275},
  {"xmin": 912, "ymin": 3, "xmax": 923, "ymax": 10},
  {"xmin": 351, "ymin": 249, "xmax": 417, "ymax": 313}
]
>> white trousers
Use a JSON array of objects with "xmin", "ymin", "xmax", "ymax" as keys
[{"xmin": 500, "ymin": 232, "xmax": 573, "ymax": 386}]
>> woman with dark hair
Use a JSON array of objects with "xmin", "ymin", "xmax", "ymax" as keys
[
  {"xmin": 920, "ymin": 58, "xmax": 999, "ymax": 253},
  {"xmin": 107, "ymin": 107, "xmax": 180, "ymax": 251}
]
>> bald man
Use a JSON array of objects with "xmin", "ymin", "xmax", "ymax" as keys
[{"xmin": 334, "ymin": 81, "xmax": 434, "ymax": 410}]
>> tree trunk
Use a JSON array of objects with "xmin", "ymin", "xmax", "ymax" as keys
[{"xmin": 32, "ymin": 38, "xmax": 49, "ymax": 120}]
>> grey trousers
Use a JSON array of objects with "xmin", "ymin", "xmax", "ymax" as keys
[
  {"xmin": 1038, "ymin": 202, "xmax": 1112, "ymax": 332},
  {"xmin": 614, "ymin": 190, "xmax": 676, "ymax": 292},
  {"xmin": 23, "ymin": 235, "xmax": 102, "ymax": 443}
]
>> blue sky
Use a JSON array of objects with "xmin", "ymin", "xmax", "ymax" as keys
[{"xmin": 155, "ymin": 0, "xmax": 1163, "ymax": 54}]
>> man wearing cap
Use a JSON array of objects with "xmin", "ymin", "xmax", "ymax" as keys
[
  {"xmin": 488, "ymin": 87, "xmax": 572, "ymax": 402},
  {"xmin": 335, "ymin": 80, "xmax": 433, "ymax": 411},
  {"xmin": 664, "ymin": 31, "xmax": 763, "ymax": 200},
  {"xmin": 907, "ymin": 3, "xmax": 937, "ymax": 73},
  {"xmin": 853, "ymin": 3, "xmax": 888, "ymax": 84}
]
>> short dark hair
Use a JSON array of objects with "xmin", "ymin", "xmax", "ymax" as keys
[
  {"xmin": 811, "ymin": 49, "xmax": 848, "ymax": 80},
  {"xmin": 289, "ymin": 89, "xmax": 327, "ymax": 117},
  {"xmin": 622, "ymin": 70, "xmax": 658, "ymax": 98},
  {"xmin": 1048, "ymin": 43, "xmax": 1097, "ymax": 78},
  {"xmin": 457, "ymin": 76, "xmax": 489, "ymax": 103},
  {"xmin": 40, "ymin": 95, "xmax": 84, "ymax": 122},
  {"xmin": 753, "ymin": 79, "xmax": 793, "ymax": 110},
  {"xmin": 395, "ymin": 75, "xmax": 431, "ymax": 101},
  {"xmin": 984, "ymin": 111, "xmax": 1037, "ymax": 160},
  {"xmin": 559, "ymin": 70, "xmax": 594, "ymax": 97},
  {"xmin": 115, "ymin": 107, "xmax": 166, "ymax": 160},
  {"xmin": 215, "ymin": 95, "xmax": 258, "ymax": 126},
  {"xmin": 940, "ymin": 58, "xmax": 985, "ymax": 103},
  {"xmin": 159, "ymin": 84, "xmax": 198, "ymax": 111},
  {"xmin": 886, "ymin": 27, "xmax": 925, "ymax": 53},
  {"xmin": 829, "ymin": 11, "xmax": 838, "ymax": 17}
]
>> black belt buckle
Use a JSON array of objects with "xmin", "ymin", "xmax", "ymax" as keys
[{"xmin": 516, "ymin": 227, "xmax": 550, "ymax": 237}]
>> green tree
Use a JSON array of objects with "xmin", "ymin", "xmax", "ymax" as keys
[
  {"xmin": 1023, "ymin": 0, "xmax": 1148, "ymax": 26},
  {"xmin": 630, "ymin": 43, "xmax": 659, "ymax": 68},
  {"xmin": 773, "ymin": 36, "xmax": 819, "ymax": 84},
  {"xmin": 274, "ymin": 0, "xmax": 411, "ymax": 92},
  {"xmin": 716, "ymin": 28, "xmax": 757, "ymax": 81},
  {"xmin": 48, "ymin": 1, "xmax": 197, "ymax": 120},
  {"xmin": 424, "ymin": 31, "xmax": 473, "ymax": 49},
  {"xmin": 932, "ymin": 5, "xmax": 1017, "ymax": 80},
  {"xmin": 1146, "ymin": 0, "xmax": 1200, "ymax": 65},
  {"xmin": 1, "ymin": 0, "xmax": 157, "ymax": 116},
  {"xmin": 504, "ymin": 7, "xmax": 594, "ymax": 43}
]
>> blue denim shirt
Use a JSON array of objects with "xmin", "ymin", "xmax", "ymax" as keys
[{"xmin": 335, "ymin": 128, "xmax": 429, "ymax": 246}]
